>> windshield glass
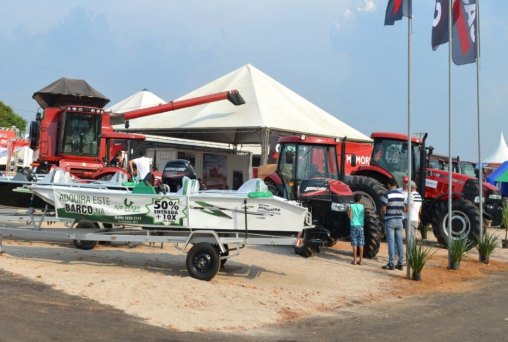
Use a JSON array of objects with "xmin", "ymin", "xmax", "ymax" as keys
[
  {"xmin": 371, "ymin": 138, "xmax": 409, "ymax": 184},
  {"xmin": 460, "ymin": 162, "xmax": 476, "ymax": 177},
  {"xmin": 278, "ymin": 143, "xmax": 338, "ymax": 199},
  {"xmin": 60, "ymin": 111, "xmax": 101, "ymax": 157}
]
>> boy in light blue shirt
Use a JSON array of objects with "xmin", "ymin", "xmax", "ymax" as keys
[{"xmin": 348, "ymin": 193, "xmax": 365, "ymax": 265}]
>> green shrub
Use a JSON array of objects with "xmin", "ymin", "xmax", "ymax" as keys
[
  {"xmin": 408, "ymin": 240, "xmax": 436, "ymax": 273},
  {"xmin": 448, "ymin": 236, "xmax": 469, "ymax": 263},
  {"xmin": 476, "ymin": 231, "xmax": 498, "ymax": 257}
]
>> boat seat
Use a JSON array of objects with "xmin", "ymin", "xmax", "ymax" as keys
[
  {"xmin": 132, "ymin": 182, "xmax": 156, "ymax": 194},
  {"xmin": 237, "ymin": 178, "xmax": 268, "ymax": 193},
  {"xmin": 237, "ymin": 178, "xmax": 272, "ymax": 198},
  {"xmin": 177, "ymin": 177, "xmax": 200, "ymax": 195}
]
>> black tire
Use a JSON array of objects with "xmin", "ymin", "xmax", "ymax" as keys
[
  {"xmin": 294, "ymin": 245, "xmax": 317, "ymax": 258},
  {"xmin": 431, "ymin": 198, "xmax": 481, "ymax": 248},
  {"xmin": 363, "ymin": 208, "xmax": 381, "ymax": 258},
  {"xmin": 186, "ymin": 243, "xmax": 220, "ymax": 281},
  {"xmin": 72, "ymin": 221, "xmax": 99, "ymax": 250},
  {"xmin": 346, "ymin": 176, "xmax": 387, "ymax": 214}
]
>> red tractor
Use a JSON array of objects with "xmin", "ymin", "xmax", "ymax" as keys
[
  {"xmin": 28, "ymin": 78, "xmax": 244, "ymax": 179},
  {"xmin": 264, "ymin": 135, "xmax": 381, "ymax": 258},
  {"xmin": 427, "ymin": 152, "xmax": 503, "ymax": 226},
  {"xmin": 351, "ymin": 132, "xmax": 482, "ymax": 247}
]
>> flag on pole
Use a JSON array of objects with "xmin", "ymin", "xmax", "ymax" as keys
[
  {"xmin": 432, "ymin": 0, "xmax": 449, "ymax": 50},
  {"xmin": 431, "ymin": 0, "xmax": 477, "ymax": 65},
  {"xmin": 385, "ymin": 0, "xmax": 412, "ymax": 25}
]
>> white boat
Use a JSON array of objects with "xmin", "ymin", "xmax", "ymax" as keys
[{"xmin": 30, "ymin": 177, "xmax": 312, "ymax": 235}]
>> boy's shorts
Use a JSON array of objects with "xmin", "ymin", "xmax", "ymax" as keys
[{"xmin": 350, "ymin": 226, "xmax": 365, "ymax": 246}]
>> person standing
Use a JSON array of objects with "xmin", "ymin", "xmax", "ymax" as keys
[
  {"xmin": 381, "ymin": 178, "xmax": 406, "ymax": 271},
  {"xmin": 406, "ymin": 180, "xmax": 423, "ymax": 245},
  {"xmin": 348, "ymin": 194, "xmax": 365, "ymax": 265},
  {"xmin": 129, "ymin": 149, "xmax": 151, "ymax": 181}
]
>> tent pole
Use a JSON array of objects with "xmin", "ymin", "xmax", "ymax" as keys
[{"xmin": 261, "ymin": 128, "xmax": 270, "ymax": 166}]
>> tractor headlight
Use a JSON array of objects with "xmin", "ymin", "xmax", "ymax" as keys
[
  {"xmin": 488, "ymin": 194, "xmax": 502, "ymax": 200},
  {"xmin": 331, "ymin": 202, "xmax": 348, "ymax": 212}
]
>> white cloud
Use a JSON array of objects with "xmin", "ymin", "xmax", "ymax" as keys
[{"xmin": 358, "ymin": 0, "xmax": 377, "ymax": 13}]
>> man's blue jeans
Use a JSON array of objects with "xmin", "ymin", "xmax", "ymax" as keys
[{"xmin": 385, "ymin": 218, "xmax": 404, "ymax": 266}]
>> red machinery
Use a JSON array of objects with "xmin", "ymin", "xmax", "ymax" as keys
[
  {"xmin": 28, "ymin": 78, "xmax": 244, "ymax": 179},
  {"xmin": 263, "ymin": 135, "xmax": 381, "ymax": 258},
  {"xmin": 351, "ymin": 132, "xmax": 483, "ymax": 246}
]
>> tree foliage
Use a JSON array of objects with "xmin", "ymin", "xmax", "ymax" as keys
[{"xmin": 0, "ymin": 100, "xmax": 27, "ymax": 135}]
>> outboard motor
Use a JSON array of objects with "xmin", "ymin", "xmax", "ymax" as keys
[{"xmin": 161, "ymin": 159, "xmax": 197, "ymax": 192}]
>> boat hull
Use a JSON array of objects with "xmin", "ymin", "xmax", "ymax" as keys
[{"xmin": 33, "ymin": 187, "xmax": 310, "ymax": 234}]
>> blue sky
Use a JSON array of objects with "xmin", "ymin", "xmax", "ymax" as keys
[{"xmin": 1, "ymin": 1, "xmax": 506, "ymax": 161}]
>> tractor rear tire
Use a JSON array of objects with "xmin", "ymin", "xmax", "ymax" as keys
[
  {"xmin": 346, "ymin": 176, "xmax": 387, "ymax": 214},
  {"xmin": 431, "ymin": 198, "xmax": 481, "ymax": 248},
  {"xmin": 363, "ymin": 208, "xmax": 381, "ymax": 258}
]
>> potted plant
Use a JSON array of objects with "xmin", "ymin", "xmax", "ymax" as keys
[
  {"xmin": 475, "ymin": 231, "xmax": 498, "ymax": 264},
  {"xmin": 408, "ymin": 239, "xmax": 436, "ymax": 281},
  {"xmin": 418, "ymin": 223, "xmax": 430, "ymax": 240},
  {"xmin": 447, "ymin": 236, "xmax": 469, "ymax": 270},
  {"xmin": 502, "ymin": 203, "xmax": 508, "ymax": 249}
]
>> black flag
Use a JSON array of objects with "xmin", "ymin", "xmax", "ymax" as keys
[{"xmin": 431, "ymin": 0, "xmax": 477, "ymax": 65}]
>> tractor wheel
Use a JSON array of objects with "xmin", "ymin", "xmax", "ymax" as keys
[
  {"xmin": 346, "ymin": 176, "xmax": 387, "ymax": 214},
  {"xmin": 431, "ymin": 198, "xmax": 481, "ymax": 248},
  {"xmin": 72, "ymin": 221, "xmax": 99, "ymax": 250},
  {"xmin": 363, "ymin": 209, "xmax": 381, "ymax": 258}
]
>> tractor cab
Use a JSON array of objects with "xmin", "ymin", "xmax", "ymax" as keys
[
  {"xmin": 275, "ymin": 137, "xmax": 341, "ymax": 201},
  {"xmin": 370, "ymin": 132, "xmax": 424, "ymax": 190}
]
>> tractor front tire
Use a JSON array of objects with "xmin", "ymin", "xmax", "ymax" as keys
[{"xmin": 431, "ymin": 198, "xmax": 481, "ymax": 248}]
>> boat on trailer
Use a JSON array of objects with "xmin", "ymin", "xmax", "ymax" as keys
[{"xmin": 4, "ymin": 177, "xmax": 313, "ymax": 280}]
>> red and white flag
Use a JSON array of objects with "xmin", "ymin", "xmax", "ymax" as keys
[
  {"xmin": 384, "ymin": 0, "xmax": 412, "ymax": 26},
  {"xmin": 432, "ymin": 0, "xmax": 477, "ymax": 65}
]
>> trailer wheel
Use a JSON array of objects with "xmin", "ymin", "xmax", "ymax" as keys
[
  {"xmin": 72, "ymin": 221, "xmax": 99, "ymax": 250},
  {"xmin": 186, "ymin": 243, "xmax": 220, "ymax": 281},
  {"xmin": 431, "ymin": 199, "xmax": 481, "ymax": 248},
  {"xmin": 363, "ymin": 209, "xmax": 381, "ymax": 258}
]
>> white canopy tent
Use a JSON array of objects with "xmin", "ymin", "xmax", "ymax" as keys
[
  {"xmin": 113, "ymin": 64, "xmax": 371, "ymax": 163},
  {"xmin": 107, "ymin": 89, "xmax": 166, "ymax": 113},
  {"xmin": 483, "ymin": 132, "xmax": 508, "ymax": 164}
]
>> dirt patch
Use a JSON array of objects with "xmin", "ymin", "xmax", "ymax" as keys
[{"xmin": 0, "ymin": 226, "xmax": 507, "ymax": 332}]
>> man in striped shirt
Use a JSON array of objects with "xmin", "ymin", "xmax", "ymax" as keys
[
  {"xmin": 406, "ymin": 180, "xmax": 423, "ymax": 246},
  {"xmin": 381, "ymin": 178, "xmax": 406, "ymax": 271}
]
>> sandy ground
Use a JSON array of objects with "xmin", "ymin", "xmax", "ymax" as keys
[{"xmin": 0, "ymin": 223, "xmax": 507, "ymax": 333}]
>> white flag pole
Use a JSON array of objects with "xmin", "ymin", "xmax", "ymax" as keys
[
  {"xmin": 406, "ymin": 9, "xmax": 413, "ymax": 280},
  {"xmin": 447, "ymin": 0, "xmax": 453, "ymax": 267},
  {"xmin": 475, "ymin": 0, "xmax": 483, "ymax": 246}
]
